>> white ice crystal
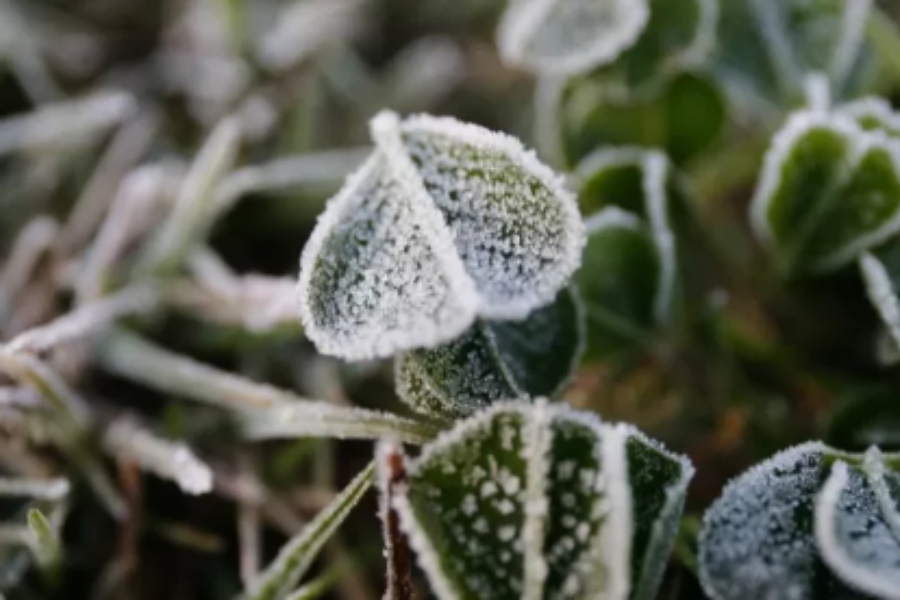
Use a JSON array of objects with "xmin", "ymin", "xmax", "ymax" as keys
[
  {"xmin": 699, "ymin": 442, "xmax": 828, "ymax": 600},
  {"xmin": 815, "ymin": 456, "xmax": 900, "ymax": 600},
  {"xmin": 298, "ymin": 111, "xmax": 583, "ymax": 361},
  {"xmin": 496, "ymin": 0, "xmax": 649, "ymax": 76},
  {"xmin": 386, "ymin": 401, "xmax": 690, "ymax": 600}
]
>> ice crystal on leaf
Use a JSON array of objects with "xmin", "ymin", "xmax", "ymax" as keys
[
  {"xmin": 384, "ymin": 401, "xmax": 693, "ymax": 600},
  {"xmin": 395, "ymin": 287, "xmax": 584, "ymax": 420},
  {"xmin": 750, "ymin": 110, "xmax": 900, "ymax": 275},
  {"xmin": 298, "ymin": 111, "xmax": 583, "ymax": 361},
  {"xmin": 700, "ymin": 442, "xmax": 900, "ymax": 600},
  {"xmin": 816, "ymin": 452, "xmax": 900, "ymax": 600},
  {"xmin": 571, "ymin": 149, "xmax": 678, "ymax": 358},
  {"xmin": 497, "ymin": 0, "xmax": 650, "ymax": 77}
]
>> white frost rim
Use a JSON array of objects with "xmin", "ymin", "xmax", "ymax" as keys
[
  {"xmin": 393, "ymin": 401, "xmax": 634, "ymax": 600},
  {"xmin": 621, "ymin": 425, "xmax": 695, "ymax": 600},
  {"xmin": 748, "ymin": 110, "xmax": 861, "ymax": 250},
  {"xmin": 814, "ymin": 459, "xmax": 900, "ymax": 600},
  {"xmin": 496, "ymin": 0, "xmax": 650, "ymax": 76},
  {"xmin": 401, "ymin": 112, "xmax": 585, "ymax": 320},
  {"xmin": 860, "ymin": 252, "xmax": 900, "ymax": 350},
  {"xmin": 575, "ymin": 147, "xmax": 676, "ymax": 324}
]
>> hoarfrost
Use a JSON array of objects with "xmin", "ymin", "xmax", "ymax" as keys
[
  {"xmin": 389, "ymin": 401, "xmax": 641, "ymax": 600},
  {"xmin": 396, "ymin": 287, "xmax": 583, "ymax": 419},
  {"xmin": 815, "ymin": 455, "xmax": 900, "ymax": 600},
  {"xmin": 496, "ymin": 0, "xmax": 649, "ymax": 76},
  {"xmin": 698, "ymin": 443, "xmax": 828, "ymax": 600},
  {"xmin": 298, "ymin": 112, "xmax": 583, "ymax": 361}
]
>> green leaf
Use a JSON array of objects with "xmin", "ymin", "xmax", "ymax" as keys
[
  {"xmin": 388, "ymin": 401, "xmax": 693, "ymax": 600},
  {"xmin": 751, "ymin": 110, "xmax": 900, "ymax": 275},
  {"xmin": 613, "ymin": 0, "xmax": 718, "ymax": 89},
  {"xmin": 625, "ymin": 428, "xmax": 695, "ymax": 600},
  {"xmin": 298, "ymin": 111, "xmax": 584, "ymax": 360},
  {"xmin": 246, "ymin": 463, "xmax": 374, "ymax": 600},
  {"xmin": 558, "ymin": 71, "xmax": 726, "ymax": 167},
  {"xmin": 714, "ymin": 0, "xmax": 875, "ymax": 114},
  {"xmin": 815, "ymin": 451, "xmax": 900, "ymax": 600},
  {"xmin": 26, "ymin": 508, "xmax": 62, "ymax": 572},
  {"xmin": 573, "ymin": 149, "xmax": 678, "ymax": 357},
  {"xmin": 395, "ymin": 287, "xmax": 584, "ymax": 420},
  {"xmin": 699, "ymin": 442, "xmax": 900, "ymax": 600}
]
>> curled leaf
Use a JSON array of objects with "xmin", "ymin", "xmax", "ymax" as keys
[
  {"xmin": 395, "ymin": 287, "xmax": 584, "ymax": 420},
  {"xmin": 750, "ymin": 110, "xmax": 900, "ymax": 275},
  {"xmin": 699, "ymin": 442, "xmax": 900, "ymax": 600},
  {"xmin": 298, "ymin": 111, "xmax": 583, "ymax": 360},
  {"xmin": 816, "ymin": 452, "xmax": 900, "ymax": 600},
  {"xmin": 386, "ymin": 401, "xmax": 692, "ymax": 600}
]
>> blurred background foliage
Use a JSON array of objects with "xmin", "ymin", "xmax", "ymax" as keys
[{"xmin": 1, "ymin": 0, "xmax": 900, "ymax": 598}]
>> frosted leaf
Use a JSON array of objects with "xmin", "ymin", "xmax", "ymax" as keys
[
  {"xmin": 698, "ymin": 443, "xmax": 866, "ymax": 600},
  {"xmin": 815, "ymin": 454, "xmax": 900, "ymax": 600},
  {"xmin": 395, "ymin": 287, "xmax": 584, "ymax": 420},
  {"xmin": 388, "ymin": 401, "xmax": 691, "ymax": 599},
  {"xmin": 623, "ymin": 427, "xmax": 694, "ymax": 600},
  {"xmin": 496, "ymin": 0, "xmax": 649, "ymax": 76},
  {"xmin": 399, "ymin": 114, "xmax": 583, "ymax": 319},
  {"xmin": 714, "ymin": 0, "xmax": 874, "ymax": 112},
  {"xmin": 860, "ymin": 246, "xmax": 900, "ymax": 352},
  {"xmin": 750, "ymin": 110, "xmax": 900, "ymax": 274},
  {"xmin": 298, "ymin": 111, "xmax": 583, "ymax": 360},
  {"xmin": 837, "ymin": 98, "xmax": 900, "ymax": 138},
  {"xmin": 572, "ymin": 149, "xmax": 677, "ymax": 358},
  {"xmin": 613, "ymin": 0, "xmax": 719, "ymax": 87}
]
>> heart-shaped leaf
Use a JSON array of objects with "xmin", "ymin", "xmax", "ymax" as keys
[
  {"xmin": 395, "ymin": 287, "xmax": 584, "ymax": 420},
  {"xmin": 497, "ymin": 0, "xmax": 650, "ymax": 77},
  {"xmin": 385, "ymin": 401, "xmax": 693, "ymax": 600},
  {"xmin": 572, "ymin": 149, "xmax": 677, "ymax": 357},
  {"xmin": 750, "ymin": 110, "xmax": 900, "ymax": 275},
  {"xmin": 816, "ymin": 451, "xmax": 900, "ymax": 600},
  {"xmin": 699, "ymin": 442, "xmax": 900, "ymax": 600},
  {"xmin": 298, "ymin": 111, "xmax": 583, "ymax": 360},
  {"xmin": 714, "ymin": 0, "xmax": 875, "ymax": 116}
]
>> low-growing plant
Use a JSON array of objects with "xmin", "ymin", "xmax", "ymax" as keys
[{"xmin": 4, "ymin": 0, "xmax": 900, "ymax": 599}]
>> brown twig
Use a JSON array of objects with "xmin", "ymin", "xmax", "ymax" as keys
[{"xmin": 379, "ymin": 443, "xmax": 415, "ymax": 600}]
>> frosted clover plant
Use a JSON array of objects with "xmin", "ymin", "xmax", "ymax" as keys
[
  {"xmin": 699, "ymin": 443, "xmax": 900, "ymax": 600},
  {"xmin": 749, "ymin": 96, "xmax": 900, "ymax": 353},
  {"xmin": 292, "ymin": 111, "xmax": 694, "ymax": 599},
  {"xmin": 380, "ymin": 402, "xmax": 693, "ymax": 600},
  {"xmin": 297, "ymin": 110, "xmax": 583, "ymax": 361}
]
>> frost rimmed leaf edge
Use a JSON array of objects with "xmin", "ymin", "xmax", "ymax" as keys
[
  {"xmin": 576, "ymin": 147, "xmax": 678, "ymax": 325},
  {"xmin": 749, "ymin": 107, "xmax": 900, "ymax": 274},
  {"xmin": 384, "ymin": 400, "xmax": 694, "ymax": 600},
  {"xmin": 698, "ymin": 440, "xmax": 900, "ymax": 600},
  {"xmin": 393, "ymin": 286, "xmax": 586, "ymax": 420},
  {"xmin": 297, "ymin": 110, "xmax": 583, "ymax": 361},
  {"xmin": 815, "ymin": 449, "xmax": 900, "ymax": 600},
  {"xmin": 496, "ymin": 0, "xmax": 650, "ymax": 77}
]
